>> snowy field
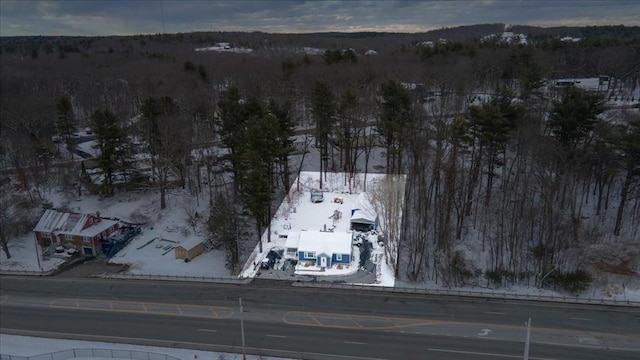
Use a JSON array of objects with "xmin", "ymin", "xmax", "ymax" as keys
[{"xmin": 0, "ymin": 334, "xmax": 287, "ymax": 360}]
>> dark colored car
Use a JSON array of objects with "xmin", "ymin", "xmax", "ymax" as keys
[{"xmin": 261, "ymin": 249, "xmax": 282, "ymax": 269}]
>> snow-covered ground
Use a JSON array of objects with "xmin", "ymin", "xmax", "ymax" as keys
[
  {"xmin": 2, "ymin": 121, "xmax": 638, "ymax": 303},
  {"xmin": 0, "ymin": 186, "xmax": 234, "ymax": 279},
  {"xmin": 239, "ymin": 171, "xmax": 401, "ymax": 286},
  {"xmin": 0, "ymin": 334, "xmax": 287, "ymax": 360},
  {"xmin": 0, "ymin": 232, "xmax": 65, "ymax": 273}
]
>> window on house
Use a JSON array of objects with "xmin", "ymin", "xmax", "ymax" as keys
[
  {"xmin": 83, "ymin": 237, "xmax": 92, "ymax": 245},
  {"xmin": 305, "ymin": 251, "xmax": 315, "ymax": 259},
  {"xmin": 64, "ymin": 234, "xmax": 74, "ymax": 241},
  {"xmin": 336, "ymin": 253, "xmax": 342, "ymax": 261}
]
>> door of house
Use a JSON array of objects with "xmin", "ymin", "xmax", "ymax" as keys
[
  {"xmin": 320, "ymin": 256, "xmax": 327, "ymax": 268},
  {"xmin": 83, "ymin": 247, "xmax": 93, "ymax": 256}
]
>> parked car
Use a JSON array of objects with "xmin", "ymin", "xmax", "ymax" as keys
[
  {"xmin": 310, "ymin": 189, "xmax": 324, "ymax": 203},
  {"xmin": 260, "ymin": 257, "xmax": 273, "ymax": 270},
  {"xmin": 261, "ymin": 249, "xmax": 282, "ymax": 269}
]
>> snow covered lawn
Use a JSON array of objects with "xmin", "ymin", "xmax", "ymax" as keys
[
  {"xmin": 0, "ymin": 233, "xmax": 65, "ymax": 273},
  {"xmin": 240, "ymin": 171, "xmax": 404, "ymax": 287}
]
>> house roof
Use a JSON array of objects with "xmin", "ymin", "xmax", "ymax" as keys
[
  {"xmin": 284, "ymin": 231, "xmax": 301, "ymax": 250},
  {"xmin": 34, "ymin": 209, "xmax": 117, "ymax": 238},
  {"xmin": 350, "ymin": 209, "xmax": 376, "ymax": 224},
  {"xmin": 297, "ymin": 230, "xmax": 352, "ymax": 256}
]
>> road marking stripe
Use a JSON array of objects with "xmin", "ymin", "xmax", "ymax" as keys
[
  {"xmin": 265, "ymin": 334, "xmax": 287, "ymax": 338},
  {"xmin": 484, "ymin": 311, "xmax": 506, "ymax": 315},
  {"xmin": 570, "ymin": 317, "xmax": 592, "ymax": 321},
  {"xmin": 428, "ymin": 348, "xmax": 556, "ymax": 359},
  {"xmin": 198, "ymin": 329, "xmax": 218, "ymax": 332},
  {"xmin": 344, "ymin": 341, "xmax": 366, "ymax": 345},
  {"xmin": 48, "ymin": 298, "xmax": 233, "ymax": 319}
]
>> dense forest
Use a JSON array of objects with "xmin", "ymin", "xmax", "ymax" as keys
[{"xmin": 1, "ymin": 24, "xmax": 639, "ymax": 292}]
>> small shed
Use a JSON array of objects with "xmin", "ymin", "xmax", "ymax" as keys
[{"xmin": 174, "ymin": 239, "xmax": 204, "ymax": 261}]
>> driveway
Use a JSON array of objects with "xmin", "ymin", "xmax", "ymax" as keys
[{"xmin": 256, "ymin": 258, "xmax": 377, "ymax": 284}]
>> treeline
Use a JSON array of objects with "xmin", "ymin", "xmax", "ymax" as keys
[{"xmin": 1, "ymin": 26, "xmax": 639, "ymax": 283}]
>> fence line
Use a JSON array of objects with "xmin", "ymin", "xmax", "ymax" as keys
[
  {"xmin": 292, "ymin": 281, "xmax": 640, "ymax": 307},
  {"xmin": 96, "ymin": 273, "xmax": 252, "ymax": 284},
  {"xmin": 2, "ymin": 268, "xmax": 637, "ymax": 307},
  {"xmin": 99, "ymin": 273, "xmax": 639, "ymax": 307},
  {"xmin": 0, "ymin": 348, "xmax": 183, "ymax": 360},
  {"xmin": 0, "ymin": 269, "xmax": 55, "ymax": 276}
]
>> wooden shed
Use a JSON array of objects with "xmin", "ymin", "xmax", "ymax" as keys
[{"xmin": 174, "ymin": 240, "xmax": 204, "ymax": 261}]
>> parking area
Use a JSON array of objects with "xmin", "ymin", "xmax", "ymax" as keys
[{"xmin": 56, "ymin": 257, "xmax": 126, "ymax": 277}]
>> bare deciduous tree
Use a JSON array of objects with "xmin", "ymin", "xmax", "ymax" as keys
[{"xmin": 368, "ymin": 174, "xmax": 406, "ymax": 278}]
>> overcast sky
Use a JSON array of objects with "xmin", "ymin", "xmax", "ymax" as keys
[{"xmin": 1, "ymin": 0, "xmax": 639, "ymax": 37}]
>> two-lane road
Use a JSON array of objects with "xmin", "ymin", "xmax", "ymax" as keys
[{"xmin": 1, "ymin": 277, "xmax": 638, "ymax": 359}]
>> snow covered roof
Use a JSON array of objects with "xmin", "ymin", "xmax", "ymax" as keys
[
  {"xmin": 351, "ymin": 193, "xmax": 377, "ymax": 224},
  {"xmin": 350, "ymin": 209, "xmax": 375, "ymax": 224},
  {"xmin": 297, "ymin": 231, "xmax": 352, "ymax": 256},
  {"xmin": 284, "ymin": 231, "xmax": 301, "ymax": 250},
  {"xmin": 34, "ymin": 209, "xmax": 117, "ymax": 237},
  {"xmin": 551, "ymin": 78, "xmax": 605, "ymax": 91},
  {"xmin": 176, "ymin": 237, "xmax": 203, "ymax": 250}
]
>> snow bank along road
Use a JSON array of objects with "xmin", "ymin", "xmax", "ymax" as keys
[{"xmin": 1, "ymin": 277, "xmax": 639, "ymax": 360}]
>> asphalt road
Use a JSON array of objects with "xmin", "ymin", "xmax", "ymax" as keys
[{"xmin": 1, "ymin": 277, "xmax": 639, "ymax": 360}]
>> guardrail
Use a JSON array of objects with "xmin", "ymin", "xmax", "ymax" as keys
[
  {"xmin": 292, "ymin": 281, "xmax": 640, "ymax": 307},
  {"xmin": 0, "ymin": 269, "xmax": 55, "ymax": 276},
  {"xmin": 3, "ymin": 267, "xmax": 637, "ymax": 308},
  {"xmin": 0, "ymin": 348, "xmax": 182, "ymax": 360},
  {"xmin": 96, "ymin": 272, "xmax": 252, "ymax": 285}
]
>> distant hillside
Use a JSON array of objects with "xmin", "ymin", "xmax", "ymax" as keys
[{"xmin": 2, "ymin": 24, "xmax": 639, "ymax": 53}]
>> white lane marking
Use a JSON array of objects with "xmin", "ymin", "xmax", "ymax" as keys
[
  {"xmin": 344, "ymin": 341, "xmax": 366, "ymax": 345},
  {"xmin": 570, "ymin": 317, "xmax": 593, "ymax": 321},
  {"xmin": 265, "ymin": 334, "xmax": 287, "ymax": 338},
  {"xmin": 484, "ymin": 311, "xmax": 506, "ymax": 315},
  {"xmin": 428, "ymin": 348, "xmax": 556, "ymax": 359},
  {"xmin": 197, "ymin": 328, "xmax": 218, "ymax": 332},
  {"xmin": 477, "ymin": 328, "xmax": 493, "ymax": 336}
]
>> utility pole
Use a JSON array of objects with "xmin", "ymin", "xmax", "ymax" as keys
[
  {"xmin": 523, "ymin": 317, "xmax": 531, "ymax": 360},
  {"xmin": 34, "ymin": 237, "xmax": 42, "ymax": 272},
  {"xmin": 239, "ymin": 297, "xmax": 246, "ymax": 360}
]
